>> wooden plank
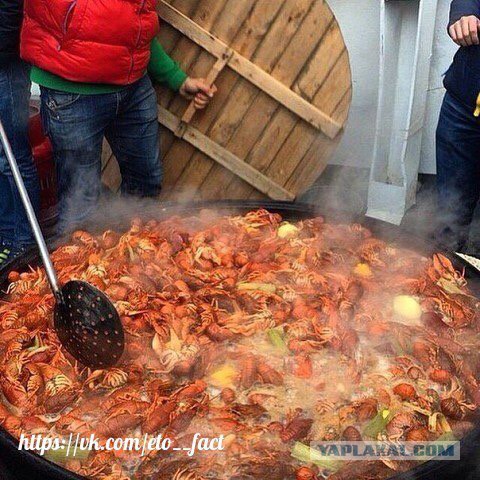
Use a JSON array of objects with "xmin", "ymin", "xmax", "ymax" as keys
[
  {"xmin": 269, "ymin": 13, "xmax": 332, "ymax": 85},
  {"xmin": 208, "ymin": 0, "xmax": 256, "ymax": 45},
  {"xmin": 332, "ymin": 87, "xmax": 352, "ymax": 126},
  {"xmin": 286, "ymin": 88, "xmax": 352, "ymax": 195},
  {"xmin": 272, "ymin": 55, "xmax": 351, "ymax": 198},
  {"xmin": 256, "ymin": 52, "xmax": 350, "ymax": 183},
  {"xmin": 157, "ymin": 106, "xmax": 294, "ymax": 200},
  {"xmin": 169, "ymin": 0, "xmax": 255, "ymax": 124},
  {"xmin": 231, "ymin": 1, "xmax": 285, "ymax": 57},
  {"xmin": 161, "ymin": 0, "xmax": 256, "ymax": 123},
  {"xmin": 158, "ymin": 0, "xmax": 341, "ymax": 137},
  {"xmin": 158, "ymin": 0, "xmax": 228, "ymax": 59},
  {"xmin": 172, "ymin": 0, "xmax": 313, "ymax": 201},
  {"xmin": 158, "ymin": 0, "xmax": 197, "ymax": 53},
  {"xmin": 262, "ymin": 51, "xmax": 351, "ymax": 192},
  {"xmin": 164, "ymin": 0, "xmax": 341, "ymax": 137},
  {"xmin": 166, "ymin": 0, "xmax": 225, "ymax": 64},
  {"xmin": 166, "ymin": 81, "xmax": 258, "ymax": 200},
  {"xmin": 158, "ymin": 0, "xmax": 241, "ymax": 191},
  {"xmin": 248, "ymin": 90, "xmax": 352, "ymax": 201},
  {"xmin": 188, "ymin": 0, "xmax": 287, "ymax": 131},
  {"xmin": 295, "ymin": 22, "xmax": 347, "ymax": 100},
  {"xmin": 200, "ymin": 0, "xmax": 332, "ymax": 199},
  {"xmin": 229, "ymin": 52, "xmax": 341, "ymax": 138},
  {"xmin": 101, "ymin": 156, "xmax": 122, "ymax": 193},
  {"xmin": 312, "ymin": 50, "xmax": 351, "ymax": 118},
  {"xmin": 165, "ymin": 0, "xmax": 256, "ymax": 129},
  {"xmin": 159, "ymin": 125, "xmax": 176, "ymax": 160},
  {"xmin": 159, "ymin": 0, "xmax": 267, "ymax": 197},
  {"xmin": 101, "ymin": 138, "xmax": 113, "ymax": 170},
  {"xmin": 184, "ymin": 129, "xmax": 295, "ymax": 201},
  {"xmin": 157, "ymin": 0, "xmax": 223, "ymax": 156},
  {"xmin": 243, "ymin": 57, "xmax": 350, "ymax": 201},
  {"xmin": 249, "ymin": 0, "xmax": 315, "ymax": 71},
  {"xmin": 177, "ymin": 50, "xmax": 233, "ymax": 131},
  {"xmin": 156, "ymin": 107, "xmax": 176, "ymax": 158},
  {"xmin": 156, "ymin": 0, "xmax": 201, "ymax": 109},
  {"xmin": 224, "ymin": 19, "xmax": 348, "ymax": 199},
  {"xmin": 156, "ymin": 23, "xmax": 179, "ymax": 54}
]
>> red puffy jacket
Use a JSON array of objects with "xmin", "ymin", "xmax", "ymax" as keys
[{"xmin": 21, "ymin": 0, "xmax": 160, "ymax": 85}]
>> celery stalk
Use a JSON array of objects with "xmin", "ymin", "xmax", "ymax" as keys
[
  {"xmin": 362, "ymin": 408, "xmax": 392, "ymax": 439},
  {"xmin": 390, "ymin": 338, "xmax": 405, "ymax": 356},
  {"xmin": 437, "ymin": 432, "xmax": 458, "ymax": 442},
  {"xmin": 291, "ymin": 442, "xmax": 342, "ymax": 472},
  {"xmin": 44, "ymin": 445, "xmax": 90, "ymax": 465},
  {"xmin": 437, "ymin": 413, "xmax": 453, "ymax": 434},
  {"xmin": 236, "ymin": 282, "xmax": 277, "ymax": 293},
  {"xmin": 437, "ymin": 414, "xmax": 457, "ymax": 441},
  {"xmin": 267, "ymin": 328, "xmax": 289, "ymax": 354}
]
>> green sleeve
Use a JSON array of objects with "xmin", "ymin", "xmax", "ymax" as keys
[{"xmin": 148, "ymin": 38, "xmax": 188, "ymax": 91}]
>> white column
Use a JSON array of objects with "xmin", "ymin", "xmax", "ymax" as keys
[{"xmin": 367, "ymin": 0, "xmax": 438, "ymax": 224}]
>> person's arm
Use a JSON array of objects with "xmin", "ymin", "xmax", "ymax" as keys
[
  {"xmin": 148, "ymin": 38, "xmax": 188, "ymax": 91},
  {"xmin": 448, "ymin": 0, "xmax": 480, "ymax": 46},
  {"xmin": 148, "ymin": 38, "xmax": 217, "ymax": 109}
]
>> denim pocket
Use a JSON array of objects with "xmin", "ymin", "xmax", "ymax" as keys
[
  {"xmin": 44, "ymin": 90, "xmax": 81, "ymax": 112},
  {"xmin": 42, "ymin": 89, "xmax": 82, "ymax": 125}
]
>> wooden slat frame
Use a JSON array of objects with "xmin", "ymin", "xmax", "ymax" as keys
[
  {"xmin": 157, "ymin": 105, "xmax": 295, "ymax": 200},
  {"xmin": 158, "ymin": 0, "xmax": 265, "ymax": 200},
  {"xmin": 176, "ymin": 50, "xmax": 233, "ymax": 136},
  {"xmin": 197, "ymin": 0, "xmax": 338, "ymax": 200},
  {"xmin": 157, "ymin": 0, "xmax": 342, "ymax": 139}
]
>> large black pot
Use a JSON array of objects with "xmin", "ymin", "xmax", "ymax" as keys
[{"xmin": 0, "ymin": 200, "xmax": 479, "ymax": 480}]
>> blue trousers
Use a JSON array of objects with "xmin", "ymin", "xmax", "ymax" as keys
[
  {"xmin": 40, "ymin": 74, "xmax": 162, "ymax": 232},
  {"xmin": 436, "ymin": 92, "xmax": 480, "ymax": 251},
  {"xmin": 0, "ymin": 59, "xmax": 39, "ymax": 247}
]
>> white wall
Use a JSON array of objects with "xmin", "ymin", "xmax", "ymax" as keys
[
  {"xmin": 327, "ymin": 0, "xmax": 381, "ymax": 168},
  {"xmin": 327, "ymin": 0, "xmax": 457, "ymax": 173}
]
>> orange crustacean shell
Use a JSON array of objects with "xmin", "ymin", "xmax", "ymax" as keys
[{"xmin": 393, "ymin": 383, "xmax": 417, "ymax": 401}]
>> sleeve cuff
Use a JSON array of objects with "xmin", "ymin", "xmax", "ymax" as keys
[
  {"xmin": 449, "ymin": 3, "xmax": 480, "ymax": 29},
  {"xmin": 448, "ymin": 13, "xmax": 475, "ymax": 28},
  {"xmin": 167, "ymin": 68, "xmax": 188, "ymax": 92}
]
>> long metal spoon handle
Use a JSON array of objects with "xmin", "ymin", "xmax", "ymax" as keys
[{"xmin": 0, "ymin": 119, "xmax": 60, "ymax": 294}]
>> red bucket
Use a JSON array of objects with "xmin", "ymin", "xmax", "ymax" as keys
[{"xmin": 29, "ymin": 105, "xmax": 58, "ymax": 228}]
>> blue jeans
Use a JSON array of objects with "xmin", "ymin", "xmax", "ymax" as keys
[
  {"xmin": 0, "ymin": 59, "xmax": 39, "ymax": 247},
  {"xmin": 40, "ymin": 74, "xmax": 162, "ymax": 231},
  {"xmin": 436, "ymin": 92, "xmax": 480, "ymax": 251}
]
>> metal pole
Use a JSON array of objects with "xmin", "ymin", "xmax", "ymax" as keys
[{"xmin": 0, "ymin": 119, "xmax": 60, "ymax": 293}]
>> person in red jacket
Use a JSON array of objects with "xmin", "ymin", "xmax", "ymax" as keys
[{"xmin": 21, "ymin": 0, "xmax": 216, "ymax": 231}]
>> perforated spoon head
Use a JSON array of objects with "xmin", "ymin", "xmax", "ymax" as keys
[{"xmin": 54, "ymin": 280, "xmax": 124, "ymax": 368}]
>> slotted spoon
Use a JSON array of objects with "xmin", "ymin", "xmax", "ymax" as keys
[{"xmin": 0, "ymin": 119, "xmax": 124, "ymax": 368}]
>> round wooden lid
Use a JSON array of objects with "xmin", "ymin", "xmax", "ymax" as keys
[{"xmin": 156, "ymin": 0, "xmax": 352, "ymax": 202}]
